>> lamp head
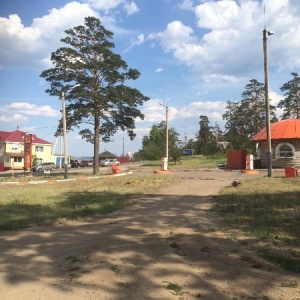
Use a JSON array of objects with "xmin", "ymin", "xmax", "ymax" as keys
[
  {"xmin": 267, "ymin": 30, "xmax": 274, "ymax": 36},
  {"xmin": 71, "ymin": 83, "xmax": 81, "ymax": 89}
]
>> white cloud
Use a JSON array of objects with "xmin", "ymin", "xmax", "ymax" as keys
[
  {"xmin": 178, "ymin": 0, "xmax": 194, "ymax": 11},
  {"xmin": 2, "ymin": 102, "xmax": 59, "ymax": 117},
  {"xmin": 0, "ymin": 2, "xmax": 98, "ymax": 69},
  {"xmin": 149, "ymin": 0, "xmax": 300, "ymax": 80},
  {"xmin": 137, "ymin": 99, "xmax": 226, "ymax": 129},
  {"xmin": 124, "ymin": 34, "xmax": 144, "ymax": 52},
  {"xmin": 85, "ymin": 0, "xmax": 124, "ymax": 11},
  {"xmin": 155, "ymin": 68, "xmax": 164, "ymax": 73},
  {"xmin": 176, "ymin": 101, "xmax": 226, "ymax": 120},
  {"xmin": 149, "ymin": 21, "xmax": 196, "ymax": 52},
  {"xmin": 124, "ymin": 1, "xmax": 139, "ymax": 15},
  {"xmin": 0, "ymin": 113, "xmax": 28, "ymax": 123},
  {"xmin": 203, "ymin": 74, "xmax": 239, "ymax": 83}
]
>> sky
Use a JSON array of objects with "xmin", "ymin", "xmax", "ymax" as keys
[{"xmin": 1, "ymin": 0, "xmax": 300, "ymax": 158}]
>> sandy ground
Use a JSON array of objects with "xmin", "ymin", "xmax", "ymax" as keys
[{"xmin": 0, "ymin": 169, "xmax": 299, "ymax": 300}]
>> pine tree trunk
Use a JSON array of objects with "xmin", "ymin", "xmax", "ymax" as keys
[{"xmin": 93, "ymin": 115, "xmax": 100, "ymax": 174}]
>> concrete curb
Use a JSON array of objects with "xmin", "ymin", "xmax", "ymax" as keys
[{"xmin": 0, "ymin": 171, "xmax": 133, "ymax": 186}]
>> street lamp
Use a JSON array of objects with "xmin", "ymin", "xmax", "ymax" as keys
[
  {"xmin": 263, "ymin": 29, "xmax": 274, "ymax": 177},
  {"xmin": 159, "ymin": 103, "xmax": 169, "ymax": 168},
  {"xmin": 62, "ymin": 83, "xmax": 80, "ymax": 179}
]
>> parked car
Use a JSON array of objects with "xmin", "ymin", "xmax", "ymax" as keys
[
  {"xmin": 100, "ymin": 159, "xmax": 120, "ymax": 167},
  {"xmin": 71, "ymin": 161, "xmax": 80, "ymax": 168},
  {"xmin": 32, "ymin": 162, "xmax": 56, "ymax": 172},
  {"xmin": 79, "ymin": 160, "xmax": 89, "ymax": 167}
]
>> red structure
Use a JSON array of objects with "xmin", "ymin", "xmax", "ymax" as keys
[
  {"xmin": 251, "ymin": 119, "xmax": 300, "ymax": 168},
  {"xmin": 227, "ymin": 150, "xmax": 247, "ymax": 169}
]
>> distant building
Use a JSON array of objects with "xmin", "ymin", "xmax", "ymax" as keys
[
  {"xmin": 251, "ymin": 119, "xmax": 300, "ymax": 168},
  {"xmin": 99, "ymin": 151, "xmax": 118, "ymax": 160},
  {"xmin": 0, "ymin": 129, "xmax": 54, "ymax": 171}
]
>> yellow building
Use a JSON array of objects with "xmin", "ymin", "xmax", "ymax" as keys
[{"xmin": 0, "ymin": 129, "xmax": 54, "ymax": 171}]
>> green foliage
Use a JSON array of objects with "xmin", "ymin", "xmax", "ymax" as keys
[
  {"xmin": 138, "ymin": 121, "xmax": 182, "ymax": 160},
  {"xmin": 223, "ymin": 79, "xmax": 277, "ymax": 152},
  {"xmin": 279, "ymin": 72, "xmax": 300, "ymax": 119},
  {"xmin": 40, "ymin": 17, "xmax": 149, "ymax": 174},
  {"xmin": 195, "ymin": 115, "xmax": 220, "ymax": 155}
]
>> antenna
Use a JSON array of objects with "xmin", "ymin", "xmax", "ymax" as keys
[{"xmin": 264, "ymin": 4, "xmax": 266, "ymax": 30}]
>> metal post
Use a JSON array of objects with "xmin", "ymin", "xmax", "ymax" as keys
[
  {"xmin": 60, "ymin": 131, "xmax": 62, "ymax": 169},
  {"xmin": 159, "ymin": 103, "xmax": 169, "ymax": 170},
  {"xmin": 62, "ymin": 91, "xmax": 68, "ymax": 179},
  {"xmin": 166, "ymin": 106, "xmax": 169, "ymax": 161},
  {"xmin": 263, "ymin": 29, "xmax": 273, "ymax": 177}
]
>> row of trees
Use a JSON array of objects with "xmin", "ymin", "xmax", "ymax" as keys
[{"xmin": 136, "ymin": 73, "xmax": 300, "ymax": 160}]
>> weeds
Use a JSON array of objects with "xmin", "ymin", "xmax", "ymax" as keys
[
  {"xmin": 0, "ymin": 176, "xmax": 178, "ymax": 230},
  {"xmin": 164, "ymin": 282, "xmax": 183, "ymax": 295},
  {"xmin": 281, "ymin": 281, "xmax": 298, "ymax": 288},
  {"xmin": 110, "ymin": 265, "xmax": 121, "ymax": 277},
  {"xmin": 214, "ymin": 177, "xmax": 300, "ymax": 273}
]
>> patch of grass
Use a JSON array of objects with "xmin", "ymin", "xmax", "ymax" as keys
[
  {"xmin": 110, "ymin": 264, "xmax": 121, "ymax": 276},
  {"xmin": 281, "ymin": 281, "xmax": 298, "ymax": 288},
  {"xmin": 0, "ymin": 175, "xmax": 179, "ymax": 231},
  {"xmin": 213, "ymin": 177, "xmax": 300, "ymax": 273},
  {"xmin": 169, "ymin": 241, "xmax": 184, "ymax": 256},
  {"xmin": 200, "ymin": 246, "xmax": 211, "ymax": 252},
  {"xmin": 137, "ymin": 154, "xmax": 226, "ymax": 169},
  {"xmin": 169, "ymin": 241, "xmax": 181, "ymax": 250},
  {"xmin": 251, "ymin": 263, "xmax": 263, "ymax": 269},
  {"xmin": 165, "ymin": 282, "xmax": 183, "ymax": 295},
  {"xmin": 68, "ymin": 273, "xmax": 81, "ymax": 280},
  {"xmin": 258, "ymin": 249, "xmax": 300, "ymax": 273},
  {"xmin": 240, "ymin": 255, "xmax": 252, "ymax": 262}
]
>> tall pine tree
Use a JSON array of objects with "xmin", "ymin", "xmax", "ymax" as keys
[{"xmin": 40, "ymin": 17, "xmax": 149, "ymax": 174}]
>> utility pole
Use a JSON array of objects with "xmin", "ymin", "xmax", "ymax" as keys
[{"xmin": 263, "ymin": 28, "xmax": 274, "ymax": 177}]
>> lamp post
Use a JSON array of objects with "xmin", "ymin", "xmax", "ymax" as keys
[
  {"xmin": 61, "ymin": 91, "xmax": 68, "ymax": 179},
  {"xmin": 263, "ymin": 29, "xmax": 274, "ymax": 177},
  {"xmin": 62, "ymin": 84, "xmax": 80, "ymax": 179},
  {"xmin": 159, "ymin": 103, "xmax": 169, "ymax": 167}
]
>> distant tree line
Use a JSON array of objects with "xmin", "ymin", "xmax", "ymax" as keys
[{"xmin": 135, "ymin": 73, "xmax": 300, "ymax": 161}]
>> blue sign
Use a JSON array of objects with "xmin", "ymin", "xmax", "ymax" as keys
[{"xmin": 183, "ymin": 149, "xmax": 194, "ymax": 155}]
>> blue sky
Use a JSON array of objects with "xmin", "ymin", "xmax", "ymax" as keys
[{"xmin": 1, "ymin": 0, "xmax": 300, "ymax": 157}]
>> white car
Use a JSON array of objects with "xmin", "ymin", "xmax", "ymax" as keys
[
  {"xmin": 32, "ymin": 162, "xmax": 56, "ymax": 172},
  {"xmin": 100, "ymin": 159, "xmax": 120, "ymax": 167}
]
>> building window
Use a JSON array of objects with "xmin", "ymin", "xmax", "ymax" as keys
[
  {"xmin": 11, "ymin": 144, "xmax": 19, "ymax": 150},
  {"xmin": 5, "ymin": 156, "xmax": 10, "ymax": 162},
  {"xmin": 275, "ymin": 142, "xmax": 295, "ymax": 159},
  {"xmin": 13, "ymin": 157, "xmax": 22, "ymax": 163},
  {"xmin": 35, "ymin": 146, "xmax": 44, "ymax": 152}
]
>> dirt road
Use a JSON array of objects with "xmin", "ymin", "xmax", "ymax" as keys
[{"xmin": 0, "ymin": 170, "xmax": 299, "ymax": 299}]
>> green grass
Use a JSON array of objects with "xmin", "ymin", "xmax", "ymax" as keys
[
  {"xmin": 136, "ymin": 154, "xmax": 227, "ymax": 170},
  {"xmin": 110, "ymin": 265, "xmax": 122, "ymax": 277},
  {"xmin": 165, "ymin": 282, "xmax": 183, "ymax": 295},
  {"xmin": 0, "ymin": 175, "xmax": 178, "ymax": 230},
  {"xmin": 213, "ymin": 176, "xmax": 300, "ymax": 273}
]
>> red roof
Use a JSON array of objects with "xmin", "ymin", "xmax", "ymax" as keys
[
  {"xmin": 0, "ymin": 130, "xmax": 52, "ymax": 145},
  {"xmin": 251, "ymin": 119, "xmax": 300, "ymax": 142}
]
